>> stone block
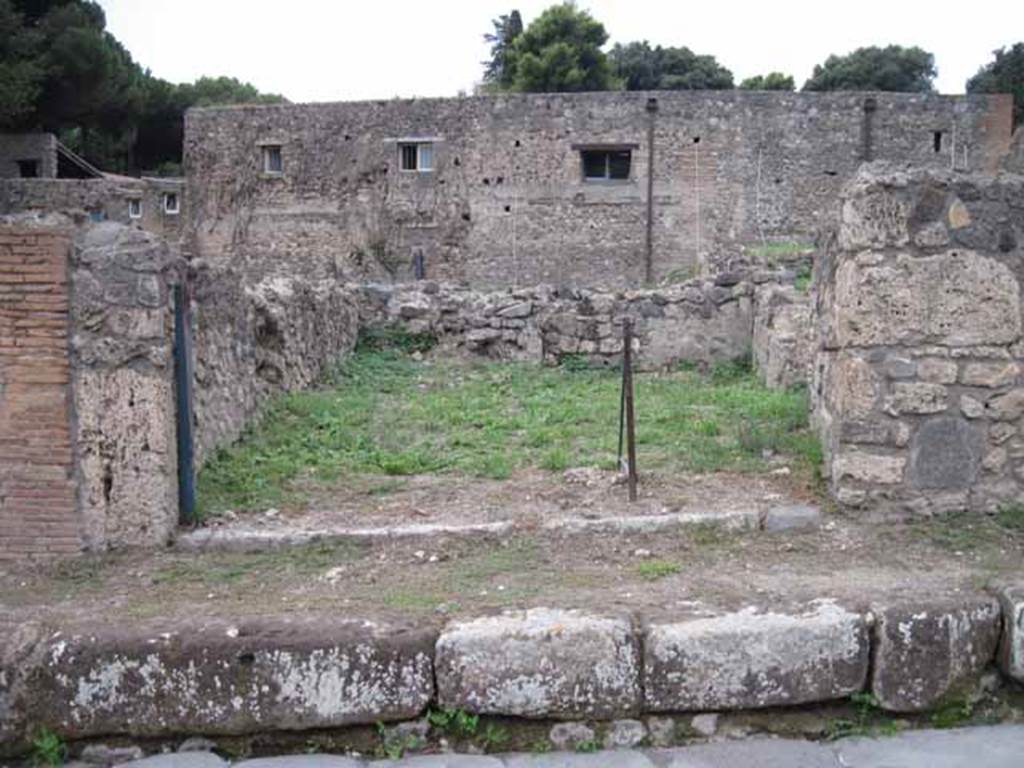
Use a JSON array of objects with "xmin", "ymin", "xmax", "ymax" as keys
[
  {"xmin": 986, "ymin": 389, "xmax": 1024, "ymax": 421},
  {"xmin": 435, "ymin": 608, "xmax": 641, "ymax": 719},
  {"xmin": 21, "ymin": 617, "xmax": 436, "ymax": 739},
  {"xmin": 833, "ymin": 451, "xmax": 905, "ymax": 485},
  {"xmin": 909, "ymin": 416, "xmax": 982, "ymax": 490},
  {"xmin": 644, "ymin": 602, "xmax": 869, "ymax": 711},
  {"xmin": 832, "ymin": 251, "xmax": 1021, "ymax": 348},
  {"xmin": 960, "ymin": 362, "xmax": 1019, "ymax": 388},
  {"xmin": 871, "ymin": 596, "xmax": 1001, "ymax": 712},
  {"xmin": 997, "ymin": 585, "xmax": 1024, "ymax": 683},
  {"xmin": 885, "ymin": 382, "xmax": 948, "ymax": 415},
  {"xmin": 917, "ymin": 358, "xmax": 958, "ymax": 384},
  {"xmin": 762, "ymin": 505, "xmax": 822, "ymax": 532},
  {"xmin": 960, "ymin": 395, "xmax": 985, "ymax": 419}
]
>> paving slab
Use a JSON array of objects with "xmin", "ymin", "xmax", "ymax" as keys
[
  {"xmin": 871, "ymin": 595, "xmax": 1001, "ymax": 712},
  {"xmin": 644, "ymin": 601, "xmax": 868, "ymax": 711},
  {"xmin": 435, "ymin": 608, "xmax": 641, "ymax": 719},
  {"xmin": 648, "ymin": 738, "xmax": 840, "ymax": 767},
  {"xmin": 369, "ymin": 757, "xmax": 504, "ymax": 768},
  {"xmin": 833, "ymin": 724, "xmax": 1024, "ymax": 767},
  {"xmin": 237, "ymin": 758, "xmax": 364, "ymax": 768},
  {"xmin": 503, "ymin": 753, "xmax": 657, "ymax": 768},
  {"xmin": 122, "ymin": 755, "xmax": 228, "ymax": 768}
]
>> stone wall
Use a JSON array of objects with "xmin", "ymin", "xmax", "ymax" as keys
[
  {"xmin": 355, "ymin": 277, "xmax": 796, "ymax": 372},
  {"xmin": 0, "ymin": 219, "xmax": 183, "ymax": 559},
  {"xmin": 0, "ymin": 228, "xmax": 78, "ymax": 561},
  {"xmin": 192, "ymin": 267, "xmax": 360, "ymax": 465},
  {"xmin": 70, "ymin": 223, "xmax": 182, "ymax": 551},
  {"xmin": 0, "ymin": 177, "xmax": 186, "ymax": 241},
  {"xmin": 0, "ymin": 134, "xmax": 57, "ymax": 179},
  {"xmin": 814, "ymin": 164, "xmax": 1024, "ymax": 516},
  {"xmin": 1008, "ymin": 127, "xmax": 1024, "ymax": 174},
  {"xmin": 753, "ymin": 283, "xmax": 815, "ymax": 389},
  {"xmin": 184, "ymin": 92, "xmax": 1013, "ymax": 289}
]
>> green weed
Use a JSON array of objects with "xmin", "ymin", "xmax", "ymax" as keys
[
  {"xmin": 31, "ymin": 729, "xmax": 66, "ymax": 768},
  {"xmin": 575, "ymin": 739, "xmax": 601, "ymax": 753},
  {"xmin": 428, "ymin": 707, "xmax": 480, "ymax": 738},
  {"xmin": 637, "ymin": 559, "xmax": 681, "ymax": 581}
]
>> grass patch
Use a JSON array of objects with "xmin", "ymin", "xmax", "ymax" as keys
[
  {"xmin": 198, "ymin": 348, "xmax": 819, "ymax": 515},
  {"xmin": 745, "ymin": 240, "xmax": 815, "ymax": 260},
  {"xmin": 637, "ymin": 559, "xmax": 681, "ymax": 581}
]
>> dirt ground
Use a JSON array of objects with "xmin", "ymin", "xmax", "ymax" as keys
[
  {"xmin": 207, "ymin": 467, "xmax": 815, "ymax": 533},
  {"xmin": 1, "ymin": 471, "xmax": 1021, "ymax": 630}
]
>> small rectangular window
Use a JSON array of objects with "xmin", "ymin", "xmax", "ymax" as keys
[
  {"xmin": 128, "ymin": 199, "xmax": 142, "ymax": 219},
  {"xmin": 933, "ymin": 131, "xmax": 943, "ymax": 153},
  {"xmin": 581, "ymin": 149, "xmax": 631, "ymax": 181},
  {"xmin": 16, "ymin": 159, "xmax": 39, "ymax": 178},
  {"xmin": 163, "ymin": 192, "xmax": 180, "ymax": 215},
  {"xmin": 399, "ymin": 142, "xmax": 433, "ymax": 172},
  {"xmin": 262, "ymin": 145, "xmax": 283, "ymax": 174}
]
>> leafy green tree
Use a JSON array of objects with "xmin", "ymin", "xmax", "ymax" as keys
[
  {"xmin": 505, "ymin": 3, "xmax": 617, "ymax": 93},
  {"xmin": 739, "ymin": 72, "xmax": 794, "ymax": 91},
  {"xmin": 610, "ymin": 41, "xmax": 733, "ymax": 90},
  {"xmin": 802, "ymin": 45, "xmax": 936, "ymax": 92},
  {"xmin": 0, "ymin": 0, "xmax": 44, "ymax": 128},
  {"xmin": 967, "ymin": 43, "xmax": 1024, "ymax": 127},
  {"xmin": 483, "ymin": 9, "xmax": 523, "ymax": 89}
]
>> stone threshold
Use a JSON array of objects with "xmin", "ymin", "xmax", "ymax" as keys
[
  {"xmin": 2, "ymin": 589, "xmax": 1021, "ymax": 754},
  {"xmin": 174, "ymin": 506, "xmax": 817, "ymax": 553}
]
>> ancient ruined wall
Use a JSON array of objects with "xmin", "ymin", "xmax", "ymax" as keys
[
  {"xmin": 184, "ymin": 92, "xmax": 1012, "ymax": 289},
  {"xmin": 814, "ymin": 164, "xmax": 1024, "ymax": 516},
  {"xmin": 0, "ymin": 134, "xmax": 57, "ymax": 179},
  {"xmin": 0, "ymin": 219, "xmax": 182, "ymax": 559},
  {"xmin": 0, "ymin": 228, "xmax": 78, "ymax": 561},
  {"xmin": 0, "ymin": 178, "xmax": 186, "ymax": 241},
  {"xmin": 753, "ymin": 284, "xmax": 815, "ymax": 390},
  {"xmin": 69, "ymin": 223, "xmax": 182, "ymax": 550},
  {"xmin": 192, "ymin": 267, "xmax": 359, "ymax": 465},
  {"xmin": 1007, "ymin": 128, "xmax": 1024, "ymax": 174},
  {"xmin": 357, "ymin": 278, "xmax": 759, "ymax": 371}
]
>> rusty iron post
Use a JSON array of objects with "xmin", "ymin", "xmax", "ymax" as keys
[{"xmin": 622, "ymin": 317, "xmax": 638, "ymax": 501}]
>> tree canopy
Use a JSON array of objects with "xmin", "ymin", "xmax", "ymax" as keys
[
  {"xmin": 802, "ymin": 45, "xmax": 937, "ymax": 92},
  {"xmin": 501, "ymin": 3, "xmax": 618, "ymax": 93},
  {"xmin": 0, "ymin": 0, "xmax": 285, "ymax": 173},
  {"xmin": 967, "ymin": 43, "xmax": 1024, "ymax": 128},
  {"xmin": 609, "ymin": 41, "xmax": 733, "ymax": 90},
  {"xmin": 739, "ymin": 72, "xmax": 795, "ymax": 91},
  {"xmin": 482, "ymin": 10, "xmax": 523, "ymax": 90}
]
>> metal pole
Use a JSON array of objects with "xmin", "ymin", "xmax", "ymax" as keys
[
  {"xmin": 622, "ymin": 318, "xmax": 638, "ymax": 502},
  {"xmin": 174, "ymin": 281, "xmax": 196, "ymax": 525}
]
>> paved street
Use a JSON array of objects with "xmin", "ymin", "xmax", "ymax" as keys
[{"xmin": 118, "ymin": 725, "xmax": 1024, "ymax": 768}]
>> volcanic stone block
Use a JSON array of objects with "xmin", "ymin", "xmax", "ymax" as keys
[
  {"xmin": 435, "ymin": 608, "xmax": 641, "ymax": 719},
  {"xmin": 21, "ymin": 617, "xmax": 436, "ymax": 739},
  {"xmin": 644, "ymin": 602, "xmax": 869, "ymax": 711},
  {"xmin": 909, "ymin": 417, "xmax": 983, "ymax": 490},
  {"xmin": 997, "ymin": 585, "xmax": 1024, "ymax": 683},
  {"xmin": 871, "ymin": 597, "xmax": 1002, "ymax": 712}
]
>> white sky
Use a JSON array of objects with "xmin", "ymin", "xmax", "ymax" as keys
[{"xmin": 98, "ymin": 0, "xmax": 1022, "ymax": 101}]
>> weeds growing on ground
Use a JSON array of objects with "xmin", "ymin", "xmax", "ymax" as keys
[{"xmin": 197, "ymin": 342, "xmax": 818, "ymax": 515}]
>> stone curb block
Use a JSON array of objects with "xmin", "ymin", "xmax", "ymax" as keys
[
  {"xmin": 21, "ymin": 617, "xmax": 436, "ymax": 739},
  {"xmin": 643, "ymin": 601, "xmax": 869, "ymax": 711},
  {"xmin": 996, "ymin": 585, "xmax": 1024, "ymax": 683},
  {"xmin": 435, "ymin": 608, "xmax": 641, "ymax": 719},
  {"xmin": 871, "ymin": 596, "xmax": 1002, "ymax": 712}
]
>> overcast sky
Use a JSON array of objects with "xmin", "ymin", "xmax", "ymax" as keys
[{"xmin": 98, "ymin": 1, "xmax": 1021, "ymax": 101}]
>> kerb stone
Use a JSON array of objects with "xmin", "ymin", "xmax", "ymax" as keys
[
  {"xmin": 996, "ymin": 585, "xmax": 1024, "ymax": 683},
  {"xmin": 871, "ymin": 596, "xmax": 1002, "ymax": 712},
  {"xmin": 21, "ymin": 617, "xmax": 436, "ymax": 739},
  {"xmin": 643, "ymin": 602, "xmax": 869, "ymax": 711},
  {"xmin": 435, "ymin": 608, "xmax": 640, "ymax": 719}
]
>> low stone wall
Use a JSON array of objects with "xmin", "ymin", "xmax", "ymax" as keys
[
  {"xmin": 1, "ymin": 590, "xmax": 1019, "ymax": 751},
  {"xmin": 192, "ymin": 266, "xmax": 360, "ymax": 465},
  {"xmin": 753, "ymin": 283, "xmax": 815, "ymax": 390},
  {"xmin": 814, "ymin": 165, "xmax": 1024, "ymax": 516},
  {"xmin": 357, "ymin": 277, "xmax": 770, "ymax": 372}
]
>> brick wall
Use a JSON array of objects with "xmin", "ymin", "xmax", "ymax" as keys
[{"xmin": 0, "ymin": 229, "xmax": 78, "ymax": 560}]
